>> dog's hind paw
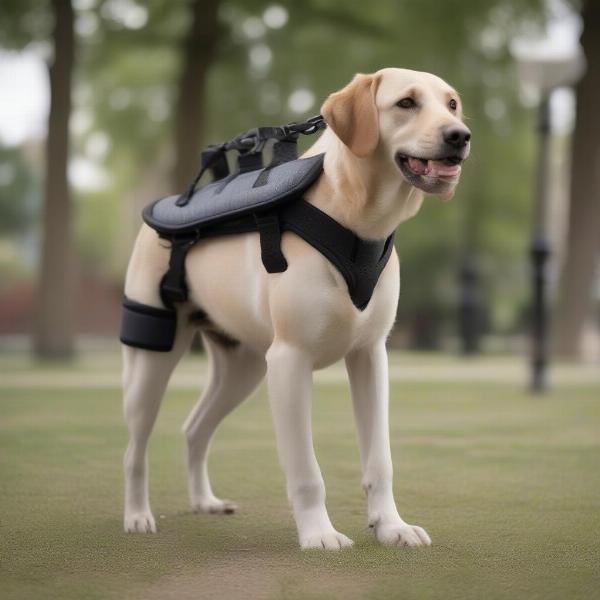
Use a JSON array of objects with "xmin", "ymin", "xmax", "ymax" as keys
[
  {"xmin": 300, "ymin": 529, "xmax": 354, "ymax": 550},
  {"xmin": 124, "ymin": 510, "xmax": 156, "ymax": 533},
  {"xmin": 191, "ymin": 497, "xmax": 238, "ymax": 515},
  {"xmin": 373, "ymin": 519, "xmax": 431, "ymax": 547}
]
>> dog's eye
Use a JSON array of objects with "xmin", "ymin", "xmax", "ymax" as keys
[
  {"xmin": 449, "ymin": 99, "xmax": 458, "ymax": 111},
  {"xmin": 396, "ymin": 97, "xmax": 416, "ymax": 109}
]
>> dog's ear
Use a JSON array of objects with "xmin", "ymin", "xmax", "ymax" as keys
[{"xmin": 321, "ymin": 73, "xmax": 381, "ymax": 157}]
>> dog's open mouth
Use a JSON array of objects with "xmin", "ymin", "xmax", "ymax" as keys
[{"xmin": 395, "ymin": 153, "xmax": 465, "ymax": 194}]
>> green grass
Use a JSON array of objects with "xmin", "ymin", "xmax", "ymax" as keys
[{"xmin": 1, "ymin": 358, "xmax": 599, "ymax": 599}]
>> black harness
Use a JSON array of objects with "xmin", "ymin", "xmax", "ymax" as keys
[{"xmin": 121, "ymin": 115, "xmax": 395, "ymax": 352}]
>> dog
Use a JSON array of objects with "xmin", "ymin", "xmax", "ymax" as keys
[{"xmin": 122, "ymin": 67, "xmax": 471, "ymax": 549}]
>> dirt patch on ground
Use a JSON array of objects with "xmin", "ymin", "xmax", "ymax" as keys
[{"xmin": 137, "ymin": 552, "xmax": 371, "ymax": 600}]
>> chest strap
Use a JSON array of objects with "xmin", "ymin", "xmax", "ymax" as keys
[
  {"xmin": 159, "ymin": 199, "xmax": 394, "ymax": 311},
  {"xmin": 278, "ymin": 201, "xmax": 394, "ymax": 310}
]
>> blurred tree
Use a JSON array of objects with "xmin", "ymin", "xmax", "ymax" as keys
[
  {"xmin": 0, "ymin": 0, "xmax": 76, "ymax": 357},
  {"xmin": 172, "ymin": 0, "xmax": 220, "ymax": 192},
  {"xmin": 0, "ymin": 147, "xmax": 38, "ymax": 236},
  {"xmin": 35, "ymin": 0, "xmax": 76, "ymax": 358},
  {"xmin": 555, "ymin": 0, "xmax": 600, "ymax": 358}
]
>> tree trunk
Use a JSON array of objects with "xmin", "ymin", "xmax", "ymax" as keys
[
  {"xmin": 34, "ymin": 0, "xmax": 75, "ymax": 358},
  {"xmin": 554, "ymin": 1, "xmax": 600, "ymax": 358},
  {"xmin": 172, "ymin": 0, "xmax": 220, "ymax": 192}
]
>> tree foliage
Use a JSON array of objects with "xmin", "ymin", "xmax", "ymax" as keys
[{"xmin": 0, "ymin": 147, "xmax": 38, "ymax": 236}]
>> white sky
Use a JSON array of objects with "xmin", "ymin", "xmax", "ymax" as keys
[{"xmin": 0, "ymin": 50, "xmax": 49, "ymax": 146}]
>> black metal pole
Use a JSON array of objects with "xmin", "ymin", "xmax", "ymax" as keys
[
  {"xmin": 530, "ymin": 236, "xmax": 551, "ymax": 391},
  {"xmin": 530, "ymin": 94, "xmax": 552, "ymax": 393},
  {"xmin": 459, "ymin": 255, "xmax": 482, "ymax": 354}
]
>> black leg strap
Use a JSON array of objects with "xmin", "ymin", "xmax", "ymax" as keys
[
  {"xmin": 120, "ymin": 298, "xmax": 177, "ymax": 352},
  {"xmin": 254, "ymin": 213, "xmax": 288, "ymax": 273}
]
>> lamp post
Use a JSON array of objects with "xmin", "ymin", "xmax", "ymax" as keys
[
  {"xmin": 530, "ymin": 93, "xmax": 551, "ymax": 392},
  {"xmin": 511, "ymin": 34, "xmax": 586, "ymax": 393},
  {"xmin": 458, "ymin": 253, "xmax": 482, "ymax": 355}
]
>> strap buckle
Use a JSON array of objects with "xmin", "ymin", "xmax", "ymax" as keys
[{"xmin": 285, "ymin": 114, "xmax": 326, "ymax": 136}]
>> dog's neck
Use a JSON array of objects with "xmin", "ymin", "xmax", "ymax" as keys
[{"xmin": 303, "ymin": 129, "xmax": 424, "ymax": 240}]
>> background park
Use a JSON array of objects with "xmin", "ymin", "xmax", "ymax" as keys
[{"xmin": 0, "ymin": 1, "xmax": 599, "ymax": 599}]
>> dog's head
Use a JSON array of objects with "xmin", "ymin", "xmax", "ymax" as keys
[{"xmin": 321, "ymin": 68, "xmax": 470, "ymax": 200}]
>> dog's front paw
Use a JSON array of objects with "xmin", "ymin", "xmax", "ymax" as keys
[
  {"xmin": 300, "ymin": 529, "xmax": 354, "ymax": 550},
  {"xmin": 124, "ymin": 510, "xmax": 156, "ymax": 533},
  {"xmin": 191, "ymin": 496, "xmax": 237, "ymax": 515},
  {"xmin": 372, "ymin": 519, "xmax": 431, "ymax": 547}
]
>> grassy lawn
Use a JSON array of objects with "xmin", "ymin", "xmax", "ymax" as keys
[{"xmin": 1, "ymin": 353, "xmax": 599, "ymax": 599}]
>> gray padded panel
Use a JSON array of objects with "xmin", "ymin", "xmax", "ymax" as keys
[{"xmin": 144, "ymin": 154, "xmax": 324, "ymax": 235}]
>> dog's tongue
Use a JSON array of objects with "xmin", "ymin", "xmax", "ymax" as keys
[
  {"xmin": 426, "ymin": 160, "xmax": 461, "ymax": 177},
  {"xmin": 408, "ymin": 157, "xmax": 461, "ymax": 177},
  {"xmin": 408, "ymin": 157, "xmax": 427, "ymax": 175}
]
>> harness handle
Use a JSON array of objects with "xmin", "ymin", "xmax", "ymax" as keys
[{"xmin": 176, "ymin": 115, "xmax": 326, "ymax": 207}]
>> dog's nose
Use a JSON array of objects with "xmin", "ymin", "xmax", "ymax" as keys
[{"xmin": 443, "ymin": 127, "xmax": 471, "ymax": 149}]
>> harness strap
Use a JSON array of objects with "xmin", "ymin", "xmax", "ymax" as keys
[
  {"xmin": 157, "ymin": 200, "xmax": 394, "ymax": 312},
  {"xmin": 176, "ymin": 144, "xmax": 228, "ymax": 207},
  {"xmin": 159, "ymin": 235, "xmax": 198, "ymax": 308},
  {"xmin": 255, "ymin": 212, "xmax": 288, "ymax": 273},
  {"xmin": 175, "ymin": 115, "xmax": 325, "ymax": 207},
  {"xmin": 238, "ymin": 151, "xmax": 264, "ymax": 173},
  {"xmin": 271, "ymin": 136, "xmax": 299, "ymax": 166},
  {"xmin": 279, "ymin": 201, "xmax": 395, "ymax": 310},
  {"xmin": 207, "ymin": 148, "xmax": 229, "ymax": 180}
]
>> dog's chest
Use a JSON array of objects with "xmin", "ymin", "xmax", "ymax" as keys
[
  {"xmin": 295, "ymin": 250, "xmax": 400, "ymax": 366},
  {"xmin": 346, "ymin": 266, "xmax": 399, "ymax": 347}
]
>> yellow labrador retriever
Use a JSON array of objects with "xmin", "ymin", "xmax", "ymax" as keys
[{"xmin": 122, "ymin": 67, "xmax": 471, "ymax": 549}]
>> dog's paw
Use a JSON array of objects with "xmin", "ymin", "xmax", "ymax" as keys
[
  {"xmin": 300, "ymin": 529, "xmax": 354, "ymax": 550},
  {"xmin": 372, "ymin": 520, "xmax": 431, "ymax": 547},
  {"xmin": 124, "ymin": 510, "xmax": 156, "ymax": 533},
  {"xmin": 191, "ymin": 496, "xmax": 237, "ymax": 515}
]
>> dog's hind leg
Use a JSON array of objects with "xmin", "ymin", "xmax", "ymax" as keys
[
  {"xmin": 183, "ymin": 335, "xmax": 266, "ymax": 514},
  {"xmin": 122, "ymin": 312, "xmax": 195, "ymax": 533}
]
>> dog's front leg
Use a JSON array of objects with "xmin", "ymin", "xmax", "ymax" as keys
[
  {"xmin": 345, "ymin": 342, "xmax": 432, "ymax": 547},
  {"xmin": 267, "ymin": 341, "xmax": 353, "ymax": 550}
]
